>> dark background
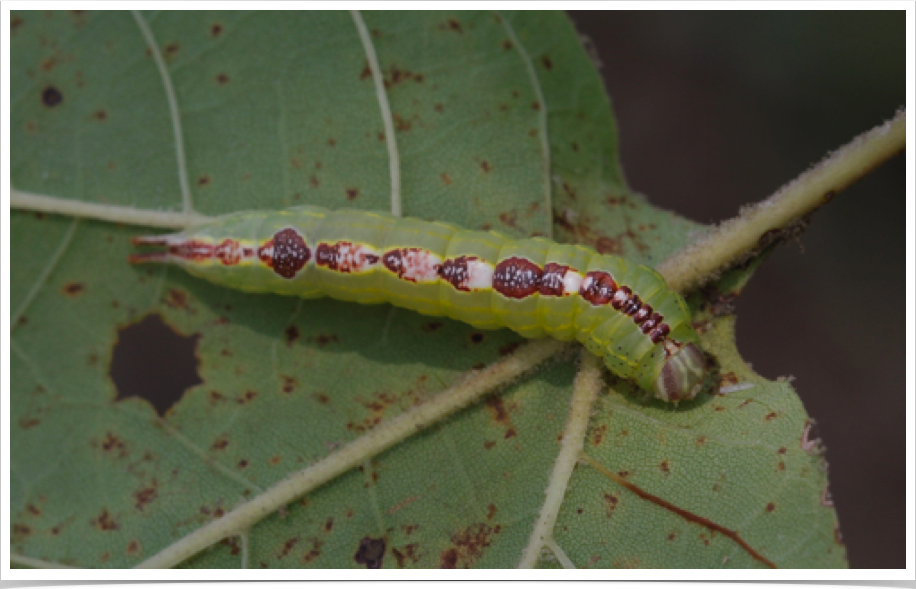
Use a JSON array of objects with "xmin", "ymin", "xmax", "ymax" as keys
[{"xmin": 569, "ymin": 11, "xmax": 905, "ymax": 568}]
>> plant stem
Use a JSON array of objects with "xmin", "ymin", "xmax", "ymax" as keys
[
  {"xmin": 10, "ymin": 188, "xmax": 208, "ymax": 229},
  {"xmin": 657, "ymin": 109, "xmax": 906, "ymax": 293}
]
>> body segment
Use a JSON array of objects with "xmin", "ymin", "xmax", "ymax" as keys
[{"xmin": 131, "ymin": 206, "xmax": 706, "ymax": 402}]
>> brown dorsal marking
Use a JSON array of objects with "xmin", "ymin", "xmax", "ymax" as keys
[
  {"xmin": 539, "ymin": 263, "xmax": 571, "ymax": 297},
  {"xmin": 215, "ymin": 239, "xmax": 242, "ymax": 266},
  {"xmin": 579, "ymin": 271, "xmax": 617, "ymax": 305},
  {"xmin": 439, "ymin": 255, "xmax": 478, "ymax": 291},
  {"xmin": 316, "ymin": 241, "xmax": 378, "ymax": 274},
  {"xmin": 493, "ymin": 256, "xmax": 542, "ymax": 299},
  {"xmin": 382, "ymin": 248, "xmax": 441, "ymax": 283},
  {"xmin": 266, "ymin": 228, "xmax": 310, "ymax": 279}
]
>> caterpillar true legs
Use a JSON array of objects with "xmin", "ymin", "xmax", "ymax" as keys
[{"xmin": 130, "ymin": 206, "xmax": 707, "ymax": 403}]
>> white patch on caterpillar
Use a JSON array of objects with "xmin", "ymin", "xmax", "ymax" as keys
[
  {"xmin": 401, "ymin": 250, "xmax": 442, "ymax": 283},
  {"xmin": 562, "ymin": 270, "xmax": 583, "ymax": 295},
  {"xmin": 466, "ymin": 259, "xmax": 495, "ymax": 290}
]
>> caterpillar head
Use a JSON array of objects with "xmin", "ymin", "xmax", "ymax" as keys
[{"xmin": 654, "ymin": 342, "xmax": 707, "ymax": 403}]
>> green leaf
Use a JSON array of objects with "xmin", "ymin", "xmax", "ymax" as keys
[{"xmin": 10, "ymin": 10, "xmax": 845, "ymax": 569}]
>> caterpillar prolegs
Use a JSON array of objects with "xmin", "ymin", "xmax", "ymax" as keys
[{"xmin": 130, "ymin": 206, "xmax": 707, "ymax": 403}]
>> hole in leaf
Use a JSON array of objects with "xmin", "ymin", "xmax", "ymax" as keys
[{"xmin": 110, "ymin": 314, "xmax": 202, "ymax": 417}]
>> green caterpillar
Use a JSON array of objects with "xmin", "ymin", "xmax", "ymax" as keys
[{"xmin": 131, "ymin": 206, "xmax": 706, "ymax": 403}]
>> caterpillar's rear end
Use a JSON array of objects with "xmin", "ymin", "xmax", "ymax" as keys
[{"xmin": 132, "ymin": 205, "xmax": 706, "ymax": 403}]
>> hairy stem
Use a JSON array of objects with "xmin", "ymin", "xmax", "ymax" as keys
[
  {"xmin": 135, "ymin": 338, "xmax": 568, "ymax": 568},
  {"xmin": 518, "ymin": 349, "xmax": 602, "ymax": 568},
  {"xmin": 657, "ymin": 109, "xmax": 906, "ymax": 292},
  {"xmin": 10, "ymin": 188, "xmax": 208, "ymax": 228}
]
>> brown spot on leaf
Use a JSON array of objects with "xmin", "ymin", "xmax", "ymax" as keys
[
  {"xmin": 393, "ymin": 113, "xmax": 411, "ymax": 132},
  {"xmin": 12, "ymin": 524, "xmax": 32, "ymax": 539},
  {"xmin": 498, "ymin": 212, "xmax": 518, "ymax": 230},
  {"xmin": 63, "ymin": 281, "xmax": 84, "ymax": 296},
  {"xmin": 134, "ymin": 483, "xmax": 158, "ymax": 511},
  {"xmin": 93, "ymin": 109, "xmax": 107, "ymax": 121},
  {"xmin": 486, "ymin": 398, "xmax": 511, "ymax": 426},
  {"xmin": 279, "ymin": 537, "xmax": 298, "ymax": 559},
  {"xmin": 595, "ymin": 236, "xmax": 621, "ymax": 254},
  {"xmin": 19, "ymin": 417, "xmax": 41, "ymax": 429},
  {"xmin": 302, "ymin": 538, "xmax": 323, "ymax": 563},
  {"xmin": 540, "ymin": 55, "xmax": 553, "ymax": 70},
  {"xmin": 604, "ymin": 493, "xmax": 620, "ymax": 516},
  {"xmin": 591, "ymin": 424, "xmax": 608, "ymax": 446},
  {"xmin": 440, "ymin": 172, "xmax": 451, "ymax": 185},
  {"xmin": 102, "ymin": 432, "xmax": 125, "ymax": 453},
  {"xmin": 502, "ymin": 39, "xmax": 513, "ymax": 50},
  {"xmin": 216, "ymin": 73, "xmax": 230, "ymax": 85},
  {"xmin": 766, "ymin": 502, "xmax": 776, "ymax": 513},
  {"xmin": 440, "ymin": 523, "xmax": 500, "ymax": 568},
  {"xmin": 764, "ymin": 411, "xmax": 778, "ymax": 422},
  {"xmin": 440, "ymin": 548, "xmax": 458, "ymax": 568},
  {"xmin": 659, "ymin": 460, "xmax": 671, "ymax": 474},
  {"xmin": 434, "ymin": 102, "xmax": 444, "ymax": 113},
  {"xmin": 92, "ymin": 509, "xmax": 119, "ymax": 531},
  {"xmin": 483, "ymin": 440, "xmax": 496, "ymax": 450},
  {"xmin": 359, "ymin": 60, "xmax": 371, "ymax": 80},
  {"xmin": 719, "ymin": 372, "xmax": 739, "ymax": 387},
  {"xmin": 314, "ymin": 392, "xmax": 329, "ymax": 404},
  {"xmin": 280, "ymin": 374, "xmax": 299, "ymax": 394},
  {"xmin": 238, "ymin": 459, "xmax": 248, "ymax": 469},
  {"xmin": 480, "ymin": 160, "xmax": 492, "ymax": 173},
  {"xmin": 285, "ymin": 324, "xmax": 300, "ymax": 345},
  {"xmin": 486, "ymin": 504, "xmax": 497, "ymax": 520},
  {"xmin": 211, "ymin": 437, "xmax": 228, "ymax": 451},
  {"xmin": 126, "ymin": 539, "xmax": 141, "ymax": 556},
  {"xmin": 355, "ymin": 536, "xmax": 386, "ymax": 569},
  {"xmin": 309, "ymin": 333, "xmax": 339, "ymax": 347},
  {"xmin": 469, "ymin": 332, "xmax": 484, "ymax": 344},
  {"xmin": 165, "ymin": 289, "xmax": 188, "ymax": 309},
  {"xmin": 423, "ymin": 321, "xmax": 443, "ymax": 332},
  {"xmin": 197, "ymin": 175, "xmax": 210, "ymax": 187},
  {"xmin": 446, "ymin": 18, "xmax": 462, "ymax": 34},
  {"xmin": 42, "ymin": 86, "xmax": 63, "ymax": 107},
  {"xmin": 269, "ymin": 455, "xmax": 282, "ymax": 465},
  {"xmin": 210, "ymin": 23, "xmax": 223, "ymax": 37},
  {"xmin": 324, "ymin": 517, "xmax": 334, "ymax": 532},
  {"xmin": 345, "ymin": 188, "xmax": 359, "ymax": 201},
  {"xmin": 392, "ymin": 543, "xmax": 420, "ymax": 568}
]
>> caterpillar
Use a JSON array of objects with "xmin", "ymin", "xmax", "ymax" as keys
[{"xmin": 130, "ymin": 206, "xmax": 707, "ymax": 403}]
